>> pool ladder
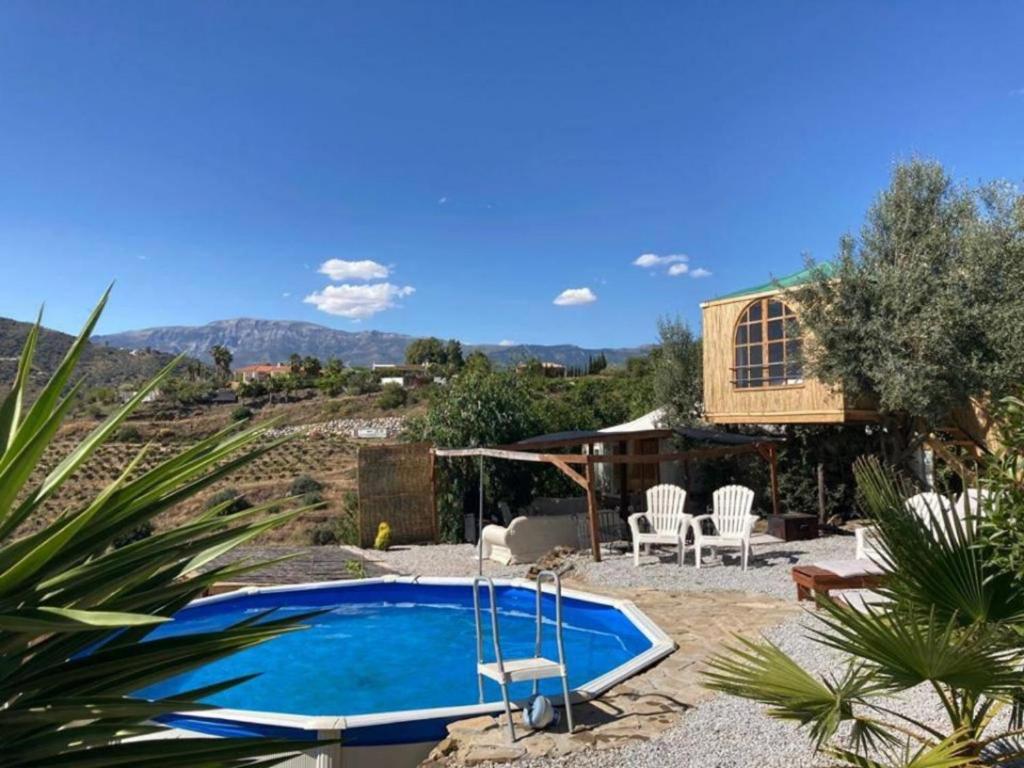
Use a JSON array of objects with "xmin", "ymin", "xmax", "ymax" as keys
[{"xmin": 472, "ymin": 571, "xmax": 574, "ymax": 742}]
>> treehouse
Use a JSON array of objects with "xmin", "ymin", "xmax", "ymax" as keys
[{"xmin": 701, "ymin": 266, "xmax": 878, "ymax": 425}]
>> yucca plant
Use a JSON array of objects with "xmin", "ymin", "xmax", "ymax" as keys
[
  {"xmin": 0, "ymin": 291, "xmax": 317, "ymax": 767},
  {"xmin": 704, "ymin": 454, "xmax": 1024, "ymax": 768}
]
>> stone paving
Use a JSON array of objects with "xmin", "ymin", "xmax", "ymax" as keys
[{"xmin": 421, "ymin": 582, "xmax": 797, "ymax": 766}]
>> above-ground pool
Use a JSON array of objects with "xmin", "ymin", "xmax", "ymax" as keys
[{"xmin": 140, "ymin": 577, "xmax": 674, "ymax": 767}]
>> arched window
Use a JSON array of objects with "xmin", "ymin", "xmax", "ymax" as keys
[{"xmin": 733, "ymin": 298, "xmax": 803, "ymax": 388}]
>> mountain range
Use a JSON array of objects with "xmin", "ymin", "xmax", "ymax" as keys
[{"xmin": 94, "ymin": 318, "xmax": 649, "ymax": 368}]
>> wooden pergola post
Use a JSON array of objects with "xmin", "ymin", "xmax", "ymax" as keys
[
  {"xmin": 768, "ymin": 444, "xmax": 781, "ymax": 516},
  {"xmin": 584, "ymin": 458, "xmax": 602, "ymax": 563}
]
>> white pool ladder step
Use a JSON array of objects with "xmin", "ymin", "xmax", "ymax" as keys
[{"xmin": 472, "ymin": 571, "xmax": 575, "ymax": 742}]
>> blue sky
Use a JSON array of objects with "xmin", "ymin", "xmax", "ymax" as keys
[{"xmin": 1, "ymin": 2, "xmax": 1022, "ymax": 348}]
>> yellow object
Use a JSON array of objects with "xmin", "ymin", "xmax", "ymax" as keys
[{"xmin": 374, "ymin": 522, "xmax": 391, "ymax": 551}]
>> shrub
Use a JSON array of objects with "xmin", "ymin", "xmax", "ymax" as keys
[
  {"xmin": 301, "ymin": 491, "xmax": 324, "ymax": 508},
  {"xmin": 377, "ymin": 382, "xmax": 407, "ymax": 410},
  {"xmin": 335, "ymin": 490, "xmax": 359, "ymax": 545},
  {"xmin": 116, "ymin": 424, "xmax": 143, "ymax": 442},
  {"xmin": 309, "ymin": 523, "xmax": 338, "ymax": 546},
  {"xmin": 289, "ymin": 474, "xmax": 324, "ymax": 496},
  {"xmin": 230, "ymin": 406, "xmax": 253, "ymax": 422},
  {"xmin": 345, "ymin": 559, "xmax": 366, "ymax": 578},
  {"xmin": 205, "ymin": 488, "xmax": 252, "ymax": 516}
]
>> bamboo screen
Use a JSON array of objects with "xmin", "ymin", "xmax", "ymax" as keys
[{"xmin": 357, "ymin": 443, "xmax": 436, "ymax": 548}]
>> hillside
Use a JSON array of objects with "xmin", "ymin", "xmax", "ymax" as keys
[
  {"xmin": 95, "ymin": 317, "xmax": 649, "ymax": 368},
  {"xmin": 0, "ymin": 317, "xmax": 194, "ymax": 397}
]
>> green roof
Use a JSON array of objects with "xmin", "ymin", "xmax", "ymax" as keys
[{"xmin": 710, "ymin": 262, "xmax": 837, "ymax": 302}]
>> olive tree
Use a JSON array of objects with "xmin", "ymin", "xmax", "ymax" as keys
[{"xmin": 794, "ymin": 159, "xmax": 1024, "ymax": 459}]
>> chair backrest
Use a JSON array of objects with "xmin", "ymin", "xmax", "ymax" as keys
[
  {"xmin": 905, "ymin": 492, "xmax": 952, "ymax": 531},
  {"xmin": 712, "ymin": 485, "xmax": 755, "ymax": 536},
  {"xmin": 644, "ymin": 484, "xmax": 688, "ymax": 535}
]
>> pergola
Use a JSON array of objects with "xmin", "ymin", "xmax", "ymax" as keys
[{"xmin": 432, "ymin": 415, "xmax": 783, "ymax": 566}]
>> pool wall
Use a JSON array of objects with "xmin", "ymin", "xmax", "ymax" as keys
[{"xmin": 151, "ymin": 575, "xmax": 676, "ymax": 768}]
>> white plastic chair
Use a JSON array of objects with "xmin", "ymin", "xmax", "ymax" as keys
[
  {"xmin": 955, "ymin": 488, "xmax": 991, "ymax": 523},
  {"xmin": 692, "ymin": 485, "xmax": 757, "ymax": 570},
  {"xmin": 627, "ymin": 484, "xmax": 690, "ymax": 567}
]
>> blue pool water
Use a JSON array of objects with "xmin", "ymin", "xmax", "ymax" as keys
[{"xmin": 138, "ymin": 582, "xmax": 652, "ymax": 718}]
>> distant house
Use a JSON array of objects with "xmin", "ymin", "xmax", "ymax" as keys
[
  {"xmin": 118, "ymin": 388, "xmax": 162, "ymax": 404},
  {"xmin": 210, "ymin": 388, "xmax": 238, "ymax": 404},
  {"xmin": 234, "ymin": 363, "xmax": 290, "ymax": 383},
  {"xmin": 373, "ymin": 362, "xmax": 432, "ymax": 388}
]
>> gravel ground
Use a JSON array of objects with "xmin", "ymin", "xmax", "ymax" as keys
[
  {"xmin": 363, "ymin": 535, "xmax": 857, "ymax": 600},
  {"xmin": 518, "ymin": 610, "xmax": 958, "ymax": 768},
  {"xmin": 568, "ymin": 534, "xmax": 855, "ymax": 599}
]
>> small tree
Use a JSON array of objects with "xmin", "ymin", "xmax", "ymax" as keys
[
  {"xmin": 464, "ymin": 350, "xmax": 492, "ymax": 375},
  {"xmin": 301, "ymin": 355, "xmax": 322, "ymax": 379},
  {"xmin": 406, "ymin": 370, "xmax": 541, "ymax": 541},
  {"xmin": 794, "ymin": 159, "xmax": 1024, "ymax": 458},
  {"xmin": 209, "ymin": 344, "xmax": 233, "ymax": 381},
  {"xmin": 652, "ymin": 316, "xmax": 702, "ymax": 426},
  {"xmin": 405, "ymin": 337, "xmax": 447, "ymax": 366}
]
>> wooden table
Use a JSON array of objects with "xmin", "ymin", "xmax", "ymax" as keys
[{"xmin": 791, "ymin": 564, "xmax": 885, "ymax": 602}]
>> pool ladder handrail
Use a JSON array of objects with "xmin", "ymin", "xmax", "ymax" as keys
[{"xmin": 471, "ymin": 571, "xmax": 574, "ymax": 743}]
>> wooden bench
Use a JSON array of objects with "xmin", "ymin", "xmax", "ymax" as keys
[{"xmin": 791, "ymin": 564, "xmax": 885, "ymax": 602}]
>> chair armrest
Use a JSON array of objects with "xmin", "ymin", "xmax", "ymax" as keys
[
  {"xmin": 627, "ymin": 512, "xmax": 647, "ymax": 537},
  {"xmin": 854, "ymin": 526, "xmax": 879, "ymax": 560},
  {"xmin": 690, "ymin": 514, "xmax": 712, "ymax": 531},
  {"xmin": 744, "ymin": 514, "xmax": 759, "ymax": 536}
]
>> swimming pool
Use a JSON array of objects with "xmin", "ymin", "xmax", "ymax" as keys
[{"xmin": 141, "ymin": 576, "xmax": 674, "ymax": 767}]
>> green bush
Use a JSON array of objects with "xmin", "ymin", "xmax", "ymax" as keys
[
  {"xmin": 290, "ymin": 474, "xmax": 324, "ymax": 496},
  {"xmin": 309, "ymin": 523, "xmax": 338, "ymax": 546},
  {"xmin": 335, "ymin": 490, "xmax": 359, "ymax": 545},
  {"xmin": 116, "ymin": 424, "xmax": 143, "ymax": 442},
  {"xmin": 230, "ymin": 406, "xmax": 253, "ymax": 422},
  {"xmin": 205, "ymin": 488, "xmax": 252, "ymax": 516},
  {"xmin": 378, "ymin": 382, "xmax": 408, "ymax": 410}
]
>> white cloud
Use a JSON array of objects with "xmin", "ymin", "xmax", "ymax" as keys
[
  {"xmin": 438, "ymin": 196, "xmax": 449, "ymax": 205},
  {"xmin": 633, "ymin": 253, "xmax": 688, "ymax": 268},
  {"xmin": 498, "ymin": 339, "xmax": 518, "ymax": 347},
  {"xmin": 281, "ymin": 292, "xmax": 291, "ymax": 298},
  {"xmin": 690, "ymin": 267, "xmax": 712, "ymax": 278},
  {"xmin": 667, "ymin": 263, "xmax": 689, "ymax": 276},
  {"xmin": 1010, "ymin": 87, "xmax": 1024, "ymax": 97},
  {"xmin": 553, "ymin": 287, "xmax": 597, "ymax": 306},
  {"xmin": 318, "ymin": 258, "xmax": 390, "ymax": 281},
  {"xmin": 304, "ymin": 283, "xmax": 415, "ymax": 319}
]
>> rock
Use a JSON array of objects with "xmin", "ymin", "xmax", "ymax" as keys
[
  {"xmin": 447, "ymin": 715, "xmax": 497, "ymax": 736},
  {"xmin": 527, "ymin": 546, "xmax": 577, "ymax": 579},
  {"xmin": 463, "ymin": 744, "xmax": 527, "ymax": 764}
]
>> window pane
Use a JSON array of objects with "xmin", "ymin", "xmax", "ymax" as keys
[
  {"xmin": 786, "ymin": 362, "xmax": 803, "ymax": 382},
  {"xmin": 768, "ymin": 364, "xmax": 784, "ymax": 384},
  {"xmin": 767, "ymin": 319, "xmax": 783, "ymax": 340},
  {"xmin": 767, "ymin": 300, "xmax": 783, "ymax": 318},
  {"xmin": 768, "ymin": 342, "xmax": 783, "ymax": 363},
  {"xmin": 735, "ymin": 347, "xmax": 748, "ymax": 367},
  {"xmin": 736, "ymin": 325, "xmax": 747, "ymax": 344},
  {"xmin": 747, "ymin": 302, "xmax": 762, "ymax": 322},
  {"xmin": 749, "ymin": 346, "xmax": 763, "ymax": 365},
  {"xmin": 786, "ymin": 339, "xmax": 802, "ymax": 360},
  {"xmin": 784, "ymin": 318, "xmax": 800, "ymax": 338},
  {"xmin": 748, "ymin": 323, "xmax": 762, "ymax": 343}
]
